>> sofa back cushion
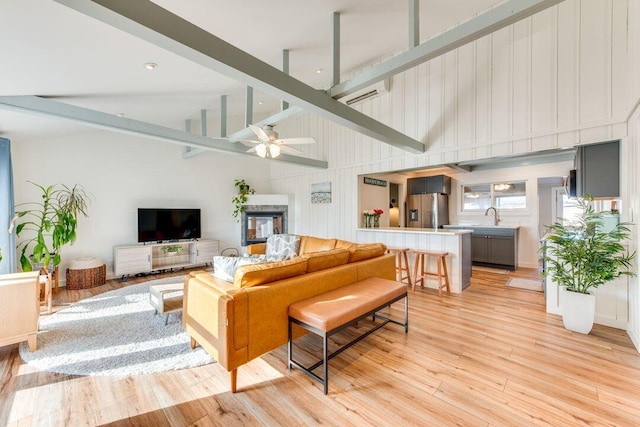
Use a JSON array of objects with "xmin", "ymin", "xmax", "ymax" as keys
[
  {"xmin": 302, "ymin": 248, "xmax": 350, "ymax": 273},
  {"xmin": 265, "ymin": 234, "xmax": 300, "ymax": 259},
  {"xmin": 234, "ymin": 257, "xmax": 307, "ymax": 288},
  {"xmin": 335, "ymin": 239, "xmax": 356, "ymax": 251},
  {"xmin": 299, "ymin": 236, "xmax": 337, "ymax": 255},
  {"xmin": 348, "ymin": 243, "xmax": 387, "ymax": 263}
]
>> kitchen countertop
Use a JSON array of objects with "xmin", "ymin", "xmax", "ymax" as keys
[
  {"xmin": 442, "ymin": 224, "xmax": 520, "ymax": 230},
  {"xmin": 358, "ymin": 227, "xmax": 472, "ymax": 235}
]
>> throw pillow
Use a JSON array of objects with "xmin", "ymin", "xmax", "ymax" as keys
[
  {"xmin": 213, "ymin": 256, "xmax": 263, "ymax": 283},
  {"xmin": 265, "ymin": 234, "xmax": 300, "ymax": 259}
]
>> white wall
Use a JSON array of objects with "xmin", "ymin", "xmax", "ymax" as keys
[
  {"xmin": 271, "ymin": 0, "xmax": 628, "ymax": 256},
  {"xmin": 268, "ymin": 0, "xmax": 639, "ymax": 346},
  {"xmin": 11, "ymin": 130, "xmax": 270, "ymax": 281},
  {"xmin": 626, "ymin": 107, "xmax": 640, "ymax": 350}
]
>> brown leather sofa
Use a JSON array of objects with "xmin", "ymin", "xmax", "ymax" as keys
[{"xmin": 182, "ymin": 236, "xmax": 395, "ymax": 392}]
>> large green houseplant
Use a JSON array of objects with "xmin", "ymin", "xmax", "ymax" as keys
[
  {"xmin": 13, "ymin": 182, "xmax": 91, "ymax": 272},
  {"xmin": 541, "ymin": 195, "xmax": 635, "ymax": 333}
]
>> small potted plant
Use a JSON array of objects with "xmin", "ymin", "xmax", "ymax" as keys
[
  {"xmin": 541, "ymin": 195, "xmax": 635, "ymax": 334},
  {"xmin": 161, "ymin": 244, "xmax": 183, "ymax": 256},
  {"xmin": 232, "ymin": 179, "xmax": 254, "ymax": 222}
]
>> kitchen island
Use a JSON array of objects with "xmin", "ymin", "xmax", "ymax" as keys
[{"xmin": 356, "ymin": 227, "xmax": 472, "ymax": 293}]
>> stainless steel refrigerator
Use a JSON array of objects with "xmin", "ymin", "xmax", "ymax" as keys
[{"xmin": 407, "ymin": 193, "xmax": 449, "ymax": 228}]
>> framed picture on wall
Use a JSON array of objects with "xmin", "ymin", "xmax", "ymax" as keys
[{"xmin": 311, "ymin": 182, "xmax": 331, "ymax": 204}]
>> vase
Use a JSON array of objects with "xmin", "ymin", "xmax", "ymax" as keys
[
  {"xmin": 373, "ymin": 216, "xmax": 380, "ymax": 228},
  {"xmin": 365, "ymin": 216, "xmax": 372, "ymax": 228},
  {"xmin": 560, "ymin": 287, "xmax": 595, "ymax": 334}
]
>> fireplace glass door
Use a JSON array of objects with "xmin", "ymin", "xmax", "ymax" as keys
[{"xmin": 245, "ymin": 212, "xmax": 284, "ymax": 245}]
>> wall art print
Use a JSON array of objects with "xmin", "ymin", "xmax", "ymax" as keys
[{"xmin": 311, "ymin": 182, "xmax": 331, "ymax": 204}]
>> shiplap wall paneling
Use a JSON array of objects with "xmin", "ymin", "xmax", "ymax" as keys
[
  {"xmin": 512, "ymin": 18, "xmax": 532, "ymax": 138},
  {"xmin": 417, "ymin": 62, "xmax": 429, "ymax": 147},
  {"xmin": 556, "ymin": 0, "xmax": 580, "ymax": 146},
  {"xmin": 427, "ymin": 56, "xmax": 445, "ymax": 152},
  {"xmin": 444, "ymin": 50, "xmax": 459, "ymax": 150},
  {"xmin": 626, "ymin": 110, "xmax": 640, "ymax": 350},
  {"xmin": 611, "ymin": 0, "xmax": 628, "ymax": 119},
  {"xmin": 403, "ymin": 65, "xmax": 418, "ymax": 143},
  {"xmin": 631, "ymin": 0, "xmax": 640, "ymax": 107},
  {"xmin": 491, "ymin": 26, "xmax": 513, "ymax": 141},
  {"xmin": 579, "ymin": 0, "xmax": 611, "ymax": 124},
  {"xmin": 531, "ymin": 8, "xmax": 558, "ymax": 151},
  {"xmin": 475, "ymin": 35, "xmax": 492, "ymax": 144},
  {"xmin": 457, "ymin": 43, "xmax": 476, "ymax": 147}
]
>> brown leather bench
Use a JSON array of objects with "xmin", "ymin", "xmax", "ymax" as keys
[{"xmin": 288, "ymin": 277, "xmax": 408, "ymax": 394}]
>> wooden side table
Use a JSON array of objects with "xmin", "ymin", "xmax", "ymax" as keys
[{"xmin": 149, "ymin": 282, "xmax": 184, "ymax": 325}]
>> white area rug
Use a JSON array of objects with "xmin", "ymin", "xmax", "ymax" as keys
[
  {"xmin": 19, "ymin": 276, "xmax": 214, "ymax": 376},
  {"xmin": 506, "ymin": 278, "xmax": 544, "ymax": 292},
  {"xmin": 472, "ymin": 266, "xmax": 510, "ymax": 275}
]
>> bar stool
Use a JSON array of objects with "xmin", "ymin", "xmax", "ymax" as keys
[
  {"xmin": 413, "ymin": 250, "xmax": 450, "ymax": 296},
  {"xmin": 386, "ymin": 247, "xmax": 412, "ymax": 288}
]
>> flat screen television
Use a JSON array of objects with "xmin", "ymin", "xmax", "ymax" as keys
[{"xmin": 137, "ymin": 208, "xmax": 201, "ymax": 243}]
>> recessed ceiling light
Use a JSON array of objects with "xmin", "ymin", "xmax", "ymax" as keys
[
  {"xmin": 116, "ymin": 113, "xmax": 125, "ymax": 117},
  {"xmin": 143, "ymin": 62, "xmax": 158, "ymax": 70},
  {"xmin": 258, "ymin": 101, "xmax": 263, "ymax": 105},
  {"xmin": 316, "ymin": 68, "xmax": 323, "ymax": 74}
]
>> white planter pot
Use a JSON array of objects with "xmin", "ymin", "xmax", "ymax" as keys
[{"xmin": 560, "ymin": 287, "xmax": 595, "ymax": 334}]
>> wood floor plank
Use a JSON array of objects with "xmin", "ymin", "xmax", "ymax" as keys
[{"xmin": 1, "ymin": 266, "xmax": 639, "ymax": 426}]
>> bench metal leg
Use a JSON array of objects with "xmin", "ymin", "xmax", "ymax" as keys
[{"xmin": 323, "ymin": 334, "xmax": 329, "ymax": 395}]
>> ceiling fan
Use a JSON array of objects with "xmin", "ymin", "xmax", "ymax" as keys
[{"xmin": 242, "ymin": 124, "xmax": 315, "ymax": 158}]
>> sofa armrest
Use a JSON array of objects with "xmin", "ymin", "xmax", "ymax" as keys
[
  {"xmin": 182, "ymin": 272, "xmax": 248, "ymax": 371},
  {"xmin": 247, "ymin": 243, "xmax": 266, "ymax": 255}
]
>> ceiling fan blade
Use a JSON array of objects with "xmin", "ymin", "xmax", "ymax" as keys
[
  {"xmin": 278, "ymin": 144, "xmax": 303, "ymax": 155},
  {"xmin": 249, "ymin": 124, "xmax": 269, "ymax": 142},
  {"xmin": 278, "ymin": 137, "xmax": 316, "ymax": 145},
  {"xmin": 246, "ymin": 146, "xmax": 257, "ymax": 153}
]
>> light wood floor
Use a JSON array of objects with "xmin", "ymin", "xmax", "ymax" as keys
[{"xmin": 2, "ymin": 267, "xmax": 639, "ymax": 426}]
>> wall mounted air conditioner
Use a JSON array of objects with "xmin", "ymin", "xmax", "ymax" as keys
[{"xmin": 339, "ymin": 79, "xmax": 390, "ymax": 106}]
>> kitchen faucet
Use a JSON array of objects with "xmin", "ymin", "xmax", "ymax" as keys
[{"xmin": 485, "ymin": 207, "xmax": 500, "ymax": 226}]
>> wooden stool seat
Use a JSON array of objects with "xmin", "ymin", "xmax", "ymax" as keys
[
  {"xmin": 412, "ymin": 250, "xmax": 450, "ymax": 296},
  {"xmin": 386, "ymin": 247, "xmax": 412, "ymax": 288}
]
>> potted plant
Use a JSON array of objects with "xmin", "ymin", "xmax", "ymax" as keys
[
  {"xmin": 161, "ymin": 244, "xmax": 183, "ymax": 256},
  {"xmin": 13, "ymin": 182, "xmax": 91, "ymax": 273},
  {"xmin": 232, "ymin": 179, "xmax": 254, "ymax": 222},
  {"xmin": 541, "ymin": 195, "xmax": 635, "ymax": 334}
]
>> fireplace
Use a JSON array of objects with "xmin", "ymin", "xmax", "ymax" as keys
[{"xmin": 241, "ymin": 205, "xmax": 288, "ymax": 246}]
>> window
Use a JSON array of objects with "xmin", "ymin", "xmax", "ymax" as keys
[{"xmin": 462, "ymin": 181, "xmax": 526, "ymax": 211}]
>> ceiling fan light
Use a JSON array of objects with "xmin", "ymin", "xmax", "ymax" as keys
[
  {"xmin": 269, "ymin": 143, "xmax": 281, "ymax": 158},
  {"xmin": 255, "ymin": 143, "xmax": 267, "ymax": 158}
]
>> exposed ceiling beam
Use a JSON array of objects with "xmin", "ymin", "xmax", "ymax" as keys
[
  {"xmin": 329, "ymin": 0, "xmax": 564, "ymax": 99},
  {"xmin": 0, "ymin": 96, "xmax": 328, "ymax": 169},
  {"xmin": 54, "ymin": 0, "xmax": 425, "ymax": 154}
]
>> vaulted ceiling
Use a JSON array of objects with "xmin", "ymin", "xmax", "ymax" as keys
[{"xmin": 0, "ymin": 0, "xmax": 561, "ymax": 166}]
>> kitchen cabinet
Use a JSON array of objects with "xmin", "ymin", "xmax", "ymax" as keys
[
  {"xmin": 407, "ymin": 177, "xmax": 426, "ymax": 195},
  {"xmin": 576, "ymin": 140, "xmax": 620, "ymax": 198},
  {"xmin": 407, "ymin": 175, "xmax": 451, "ymax": 195},
  {"xmin": 445, "ymin": 226, "xmax": 518, "ymax": 270}
]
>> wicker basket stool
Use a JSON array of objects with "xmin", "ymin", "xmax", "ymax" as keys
[{"xmin": 66, "ymin": 257, "xmax": 106, "ymax": 290}]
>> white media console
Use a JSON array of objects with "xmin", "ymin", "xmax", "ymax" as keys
[{"xmin": 113, "ymin": 239, "xmax": 219, "ymax": 280}]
